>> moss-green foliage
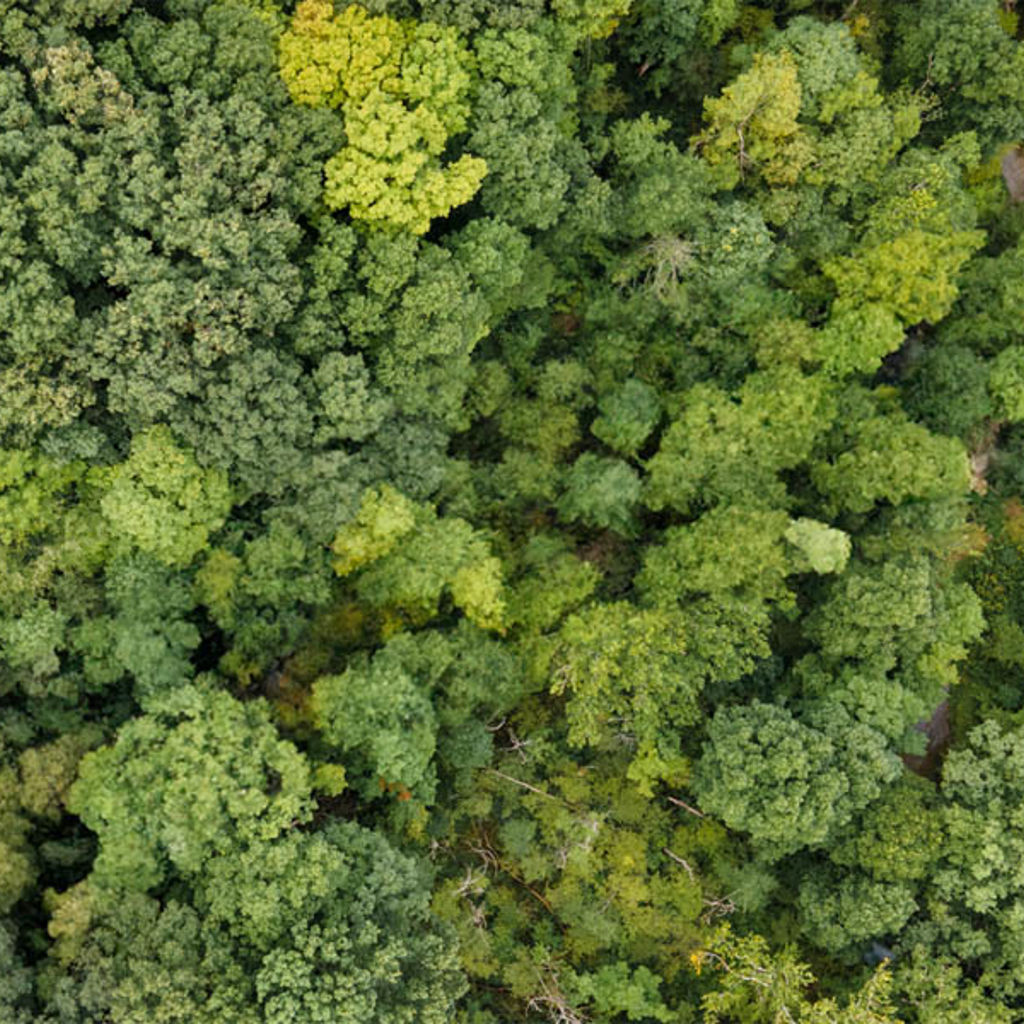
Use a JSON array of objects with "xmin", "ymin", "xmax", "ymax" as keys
[
  {"xmin": 332, "ymin": 484, "xmax": 506, "ymax": 630},
  {"xmin": 68, "ymin": 685, "xmax": 314, "ymax": 890},
  {"xmin": 41, "ymin": 823, "xmax": 465, "ymax": 1022}
]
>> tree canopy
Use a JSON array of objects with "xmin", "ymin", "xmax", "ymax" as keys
[{"xmin": 3, "ymin": 0, "xmax": 1024, "ymax": 1020}]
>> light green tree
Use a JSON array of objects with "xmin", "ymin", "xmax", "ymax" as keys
[
  {"xmin": 694, "ymin": 51, "xmax": 813, "ymax": 189},
  {"xmin": 93, "ymin": 426, "xmax": 232, "ymax": 568}
]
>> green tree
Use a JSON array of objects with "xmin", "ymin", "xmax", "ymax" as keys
[
  {"xmin": 889, "ymin": 0, "xmax": 1024, "ymax": 151},
  {"xmin": 550, "ymin": 602, "xmax": 697, "ymax": 791},
  {"xmin": 556, "ymin": 454, "xmax": 641, "ymax": 536},
  {"xmin": 43, "ymin": 824, "xmax": 466, "ymax": 1023},
  {"xmin": 0, "ymin": 920, "xmax": 35, "ymax": 1024},
  {"xmin": 693, "ymin": 701, "xmax": 899, "ymax": 857},
  {"xmin": 67, "ymin": 685, "xmax": 314, "ymax": 891},
  {"xmin": 645, "ymin": 367, "xmax": 835, "ymax": 515},
  {"xmin": 312, "ymin": 650, "xmax": 439, "ymax": 802},
  {"xmin": 694, "ymin": 51, "xmax": 812, "ymax": 189},
  {"xmin": 332, "ymin": 485, "xmax": 506, "ymax": 630},
  {"xmin": 921, "ymin": 720, "xmax": 1024, "ymax": 1000},
  {"xmin": 693, "ymin": 925, "xmax": 900, "ymax": 1024},
  {"xmin": 797, "ymin": 868, "xmax": 918, "ymax": 954}
]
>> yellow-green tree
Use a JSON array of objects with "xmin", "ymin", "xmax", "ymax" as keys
[
  {"xmin": 693, "ymin": 51, "xmax": 812, "ymax": 189},
  {"xmin": 279, "ymin": 0, "xmax": 486, "ymax": 233}
]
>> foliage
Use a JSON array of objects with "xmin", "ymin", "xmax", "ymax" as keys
[
  {"xmin": 280, "ymin": 0, "xmax": 486, "ymax": 232},
  {"xmin": 68, "ymin": 685, "xmax": 314, "ymax": 890},
  {"xmin": 2, "ymin": 0, "xmax": 1024, "ymax": 1020},
  {"xmin": 332, "ymin": 485, "xmax": 506, "ymax": 629},
  {"xmin": 42, "ymin": 823, "xmax": 465, "ymax": 1023},
  {"xmin": 693, "ymin": 925, "xmax": 900, "ymax": 1024},
  {"xmin": 694, "ymin": 51, "xmax": 811, "ymax": 189},
  {"xmin": 693, "ymin": 700, "xmax": 900, "ymax": 857}
]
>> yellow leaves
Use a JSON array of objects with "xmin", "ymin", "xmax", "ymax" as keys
[
  {"xmin": 326, "ymin": 136, "xmax": 487, "ymax": 234},
  {"xmin": 401, "ymin": 21, "xmax": 474, "ymax": 134},
  {"xmin": 331, "ymin": 485, "xmax": 415, "ymax": 577},
  {"xmin": 451, "ymin": 557, "xmax": 506, "ymax": 632},
  {"xmin": 280, "ymin": 1, "xmax": 486, "ymax": 233},
  {"xmin": 695, "ymin": 51, "xmax": 811, "ymax": 189},
  {"xmin": 279, "ymin": 0, "xmax": 403, "ymax": 108},
  {"xmin": 848, "ymin": 12, "xmax": 871, "ymax": 38}
]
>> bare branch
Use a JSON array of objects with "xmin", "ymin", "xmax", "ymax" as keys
[
  {"xmin": 488, "ymin": 768, "xmax": 564, "ymax": 803},
  {"xmin": 662, "ymin": 847, "xmax": 696, "ymax": 881},
  {"xmin": 667, "ymin": 795, "xmax": 706, "ymax": 818}
]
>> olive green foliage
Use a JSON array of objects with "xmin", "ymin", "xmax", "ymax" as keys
[
  {"xmin": 331, "ymin": 484, "xmax": 506, "ymax": 629},
  {"xmin": 95, "ymin": 427, "xmax": 232, "ymax": 567},
  {"xmin": 694, "ymin": 701, "xmax": 900, "ymax": 857},
  {"xmin": 42, "ymin": 824, "xmax": 465, "ymax": 1023},
  {"xmin": 695, "ymin": 51, "xmax": 811, "ymax": 189},
  {"xmin": 923, "ymin": 720, "xmax": 1024, "ymax": 1000}
]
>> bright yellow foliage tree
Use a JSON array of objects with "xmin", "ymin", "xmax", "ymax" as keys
[{"xmin": 279, "ymin": 0, "xmax": 486, "ymax": 233}]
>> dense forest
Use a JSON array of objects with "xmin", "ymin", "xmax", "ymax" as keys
[{"xmin": 3, "ymin": 0, "xmax": 1024, "ymax": 1020}]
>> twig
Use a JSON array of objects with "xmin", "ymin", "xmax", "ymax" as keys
[
  {"xmin": 487, "ymin": 768, "xmax": 564, "ymax": 803},
  {"xmin": 667, "ymin": 795, "xmax": 706, "ymax": 818},
  {"xmin": 662, "ymin": 847, "xmax": 696, "ymax": 881}
]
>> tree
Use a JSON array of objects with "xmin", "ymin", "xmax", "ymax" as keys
[
  {"xmin": 279, "ymin": 0, "xmax": 487, "ymax": 233},
  {"xmin": 692, "ymin": 701, "xmax": 899, "ymax": 857},
  {"xmin": 811, "ymin": 414, "xmax": 970, "ymax": 515},
  {"xmin": 0, "ymin": 765, "xmax": 35, "ymax": 916},
  {"xmin": 195, "ymin": 823, "xmax": 466, "ymax": 1024},
  {"xmin": 43, "ymin": 824, "xmax": 466, "ymax": 1023},
  {"xmin": 797, "ymin": 868, "xmax": 918, "ymax": 954},
  {"xmin": 550, "ymin": 602, "xmax": 697, "ymax": 791},
  {"xmin": 0, "ymin": 920, "xmax": 35, "ymax": 1024},
  {"xmin": 645, "ymin": 367, "xmax": 835, "ymax": 515},
  {"xmin": 312, "ymin": 650, "xmax": 439, "ymax": 802},
  {"xmin": 888, "ymin": 0, "xmax": 1024, "ymax": 152},
  {"xmin": 331, "ymin": 485, "xmax": 506, "ymax": 630},
  {"xmin": 556, "ymin": 454, "xmax": 642, "ymax": 536},
  {"xmin": 92, "ymin": 427, "xmax": 232, "ymax": 567},
  {"xmin": 824, "ymin": 228, "xmax": 985, "ymax": 328},
  {"xmin": 693, "ymin": 924, "xmax": 900, "ymax": 1024},
  {"xmin": 694, "ymin": 51, "xmax": 812, "ymax": 189},
  {"xmin": 922, "ymin": 720, "xmax": 1024, "ymax": 1000},
  {"xmin": 590, "ymin": 378, "xmax": 662, "ymax": 457},
  {"xmin": 311, "ymin": 622, "xmax": 525, "ymax": 802},
  {"xmin": 893, "ymin": 949, "xmax": 1015, "ymax": 1024},
  {"xmin": 67, "ymin": 685, "xmax": 314, "ymax": 891},
  {"xmin": 618, "ymin": 0, "xmax": 741, "ymax": 97},
  {"xmin": 828, "ymin": 775, "xmax": 944, "ymax": 885}
]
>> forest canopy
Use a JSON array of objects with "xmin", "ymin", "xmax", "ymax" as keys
[{"xmin": 3, "ymin": 0, "xmax": 1024, "ymax": 1021}]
